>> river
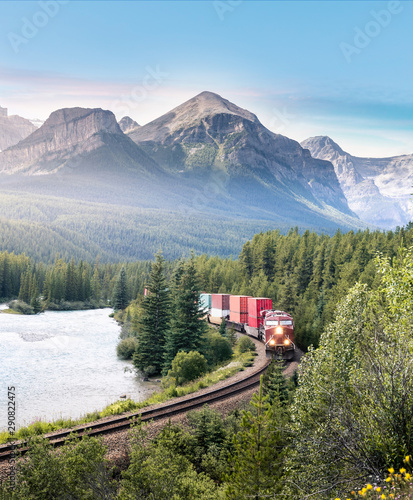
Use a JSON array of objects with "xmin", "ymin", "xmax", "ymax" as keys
[{"xmin": 0, "ymin": 306, "xmax": 154, "ymax": 430}]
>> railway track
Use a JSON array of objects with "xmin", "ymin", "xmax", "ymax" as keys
[{"xmin": 0, "ymin": 359, "xmax": 270, "ymax": 463}]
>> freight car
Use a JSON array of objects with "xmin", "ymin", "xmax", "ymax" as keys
[{"xmin": 202, "ymin": 294, "xmax": 295, "ymax": 360}]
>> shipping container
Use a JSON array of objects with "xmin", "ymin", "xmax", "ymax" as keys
[
  {"xmin": 229, "ymin": 311, "xmax": 248, "ymax": 324},
  {"xmin": 229, "ymin": 295, "xmax": 251, "ymax": 313},
  {"xmin": 199, "ymin": 293, "xmax": 211, "ymax": 312},
  {"xmin": 210, "ymin": 307, "xmax": 230, "ymax": 319},
  {"xmin": 247, "ymin": 315, "xmax": 264, "ymax": 329},
  {"xmin": 211, "ymin": 294, "xmax": 230, "ymax": 310},
  {"xmin": 247, "ymin": 297, "xmax": 272, "ymax": 319}
]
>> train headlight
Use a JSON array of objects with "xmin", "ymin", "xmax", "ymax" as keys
[
  {"xmin": 284, "ymin": 339, "xmax": 290, "ymax": 346},
  {"xmin": 269, "ymin": 339, "xmax": 276, "ymax": 346},
  {"xmin": 276, "ymin": 326, "xmax": 283, "ymax": 335}
]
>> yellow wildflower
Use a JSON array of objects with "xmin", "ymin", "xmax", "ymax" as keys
[
  {"xmin": 380, "ymin": 495, "xmax": 386, "ymax": 499},
  {"xmin": 376, "ymin": 487, "xmax": 381, "ymax": 492},
  {"xmin": 385, "ymin": 477, "xmax": 391, "ymax": 482},
  {"xmin": 388, "ymin": 467, "xmax": 394, "ymax": 474},
  {"xmin": 405, "ymin": 455, "xmax": 410, "ymax": 463},
  {"xmin": 366, "ymin": 484, "xmax": 373, "ymax": 490},
  {"xmin": 405, "ymin": 472, "xmax": 411, "ymax": 480},
  {"xmin": 400, "ymin": 467, "xmax": 406, "ymax": 474}
]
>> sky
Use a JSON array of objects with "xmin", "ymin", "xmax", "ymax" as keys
[{"xmin": 0, "ymin": 0, "xmax": 412, "ymax": 157}]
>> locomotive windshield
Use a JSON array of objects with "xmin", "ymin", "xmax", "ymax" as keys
[
  {"xmin": 280, "ymin": 320, "xmax": 293, "ymax": 325},
  {"xmin": 266, "ymin": 320, "xmax": 279, "ymax": 326}
]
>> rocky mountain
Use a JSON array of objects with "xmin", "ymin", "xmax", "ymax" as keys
[
  {"xmin": 0, "ymin": 107, "xmax": 159, "ymax": 177},
  {"xmin": 118, "ymin": 116, "xmax": 140, "ymax": 134},
  {"xmin": 128, "ymin": 91, "xmax": 358, "ymax": 227},
  {"xmin": 301, "ymin": 136, "xmax": 413, "ymax": 228},
  {"xmin": 0, "ymin": 94, "xmax": 365, "ymax": 232},
  {"xmin": 0, "ymin": 107, "xmax": 37, "ymax": 151}
]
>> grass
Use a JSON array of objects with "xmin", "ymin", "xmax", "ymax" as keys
[
  {"xmin": 0, "ymin": 346, "xmax": 257, "ymax": 444},
  {"xmin": 0, "ymin": 308, "xmax": 23, "ymax": 315}
]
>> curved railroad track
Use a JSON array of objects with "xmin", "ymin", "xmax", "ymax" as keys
[{"xmin": 0, "ymin": 358, "xmax": 271, "ymax": 463}]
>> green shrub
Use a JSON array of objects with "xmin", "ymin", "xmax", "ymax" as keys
[
  {"xmin": 8, "ymin": 299, "xmax": 34, "ymax": 315},
  {"xmin": 203, "ymin": 331, "xmax": 233, "ymax": 365},
  {"xmin": 237, "ymin": 336, "xmax": 256, "ymax": 353},
  {"xmin": 116, "ymin": 337, "xmax": 138, "ymax": 359},
  {"xmin": 168, "ymin": 351, "xmax": 208, "ymax": 385}
]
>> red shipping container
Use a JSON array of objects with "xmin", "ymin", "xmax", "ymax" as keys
[
  {"xmin": 229, "ymin": 295, "xmax": 251, "ymax": 313},
  {"xmin": 211, "ymin": 294, "xmax": 230, "ymax": 310},
  {"xmin": 247, "ymin": 315, "xmax": 265, "ymax": 328},
  {"xmin": 247, "ymin": 298, "xmax": 272, "ymax": 319},
  {"xmin": 229, "ymin": 311, "xmax": 248, "ymax": 324}
]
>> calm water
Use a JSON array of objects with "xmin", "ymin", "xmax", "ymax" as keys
[{"xmin": 0, "ymin": 306, "xmax": 153, "ymax": 430}]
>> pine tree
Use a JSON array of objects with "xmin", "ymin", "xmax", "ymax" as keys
[
  {"xmin": 219, "ymin": 317, "xmax": 227, "ymax": 338},
  {"xmin": 133, "ymin": 252, "xmax": 170, "ymax": 375},
  {"xmin": 113, "ymin": 266, "xmax": 128, "ymax": 310},
  {"xmin": 163, "ymin": 256, "xmax": 206, "ymax": 372},
  {"xmin": 225, "ymin": 377, "xmax": 286, "ymax": 499},
  {"xmin": 262, "ymin": 359, "xmax": 289, "ymax": 406}
]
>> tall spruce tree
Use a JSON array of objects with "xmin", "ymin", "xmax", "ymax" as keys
[
  {"xmin": 262, "ymin": 359, "xmax": 289, "ymax": 406},
  {"xmin": 133, "ymin": 252, "xmax": 170, "ymax": 375},
  {"xmin": 163, "ymin": 256, "xmax": 206, "ymax": 372},
  {"xmin": 113, "ymin": 266, "xmax": 128, "ymax": 310},
  {"xmin": 225, "ymin": 377, "xmax": 287, "ymax": 499}
]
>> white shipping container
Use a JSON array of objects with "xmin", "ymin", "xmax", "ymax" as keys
[{"xmin": 210, "ymin": 308, "xmax": 230, "ymax": 318}]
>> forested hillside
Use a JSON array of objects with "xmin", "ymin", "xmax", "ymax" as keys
[
  {"xmin": 0, "ymin": 191, "xmax": 290, "ymax": 262},
  {"xmin": 192, "ymin": 224, "xmax": 413, "ymax": 349}
]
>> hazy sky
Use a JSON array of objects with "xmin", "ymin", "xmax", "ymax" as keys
[{"xmin": 0, "ymin": 0, "xmax": 412, "ymax": 156}]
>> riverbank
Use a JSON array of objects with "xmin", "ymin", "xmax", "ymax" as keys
[
  {"xmin": 0, "ymin": 339, "xmax": 258, "ymax": 444},
  {"xmin": 0, "ymin": 308, "xmax": 153, "ymax": 432}
]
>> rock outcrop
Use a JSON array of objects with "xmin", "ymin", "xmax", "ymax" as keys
[
  {"xmin": 301, "ymin": 136, "xmax": 413, "ymax": 228},
  {"xmin": 0, "ymin": 112, "xmax": 37, "ymax": 151},
  {"xmin": 118, "ymin": 116, "xmax": 140, "ymax": 134}
]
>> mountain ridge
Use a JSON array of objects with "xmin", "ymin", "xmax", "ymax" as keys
[{"xmin": 301, "ymin": 135, "xmax": 413, "ymax": 228}]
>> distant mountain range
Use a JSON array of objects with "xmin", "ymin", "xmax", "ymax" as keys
[
  {"xmin": 0, "ymin": 106, "xmax": 37, "ymax": 152},
  {"xmin": 301, "ymin": 136, "xmax": 413, "ymax": 228},
  {"xmin": 0, "ymin": 92, "xmax": 410, "ymax": 262}
]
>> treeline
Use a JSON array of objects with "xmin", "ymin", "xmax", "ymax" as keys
[
  {"xmin": 192, "ymin": 224, "xmax": 413, "ymax": 349},
  {"xmin": 0, "ymin": 251, "xmax": 152, "ymax": 310}
]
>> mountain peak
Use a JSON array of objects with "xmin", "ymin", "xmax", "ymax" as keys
[
  {"xmin": 181, "ymin": 91, "xmax": 260, "ymax": 124},
  {"xmin": 0, "ymin": 107, "xmax": 124, "ymax": 174},
  {"xmin": 119, "ymin": 116, "xmax": 140, "ymax": 134},
  {"xmin": 301, "ymin": 136, "xmax": 345, "ymax": 157},
  {"xmin": 128, "ymin": 91, "xmax": 260, "ymax": 144},
  {"xmin": 43, "ymin": 107, "xmax": 122, "ymax": 135}
]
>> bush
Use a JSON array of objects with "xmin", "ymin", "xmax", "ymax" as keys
[
  {"xmin": 237, "ymin": 336, "xmax": 256, "ymax": 353},
  {"xmin": 117, "ymin": 337, "xmax": 138, "ymax": 360},
  {"xmin": 168, "ymin": 351, "xmax": 208, "ymax": 385},
  {"xmin": 8, "ymin": 299, "xmax": 34, "ymax": 315},
  {"xmin": 143, "ymin": 365, "xmax": 157, "ymax": 377},
  {"xmin": 203, "ymin": 331, "xmax": 233, "ymax": 366}
]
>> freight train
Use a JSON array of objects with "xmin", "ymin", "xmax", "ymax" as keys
[{"xmin": 201, "ymin": 293, "xmax": 295, "ymax": 360}]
